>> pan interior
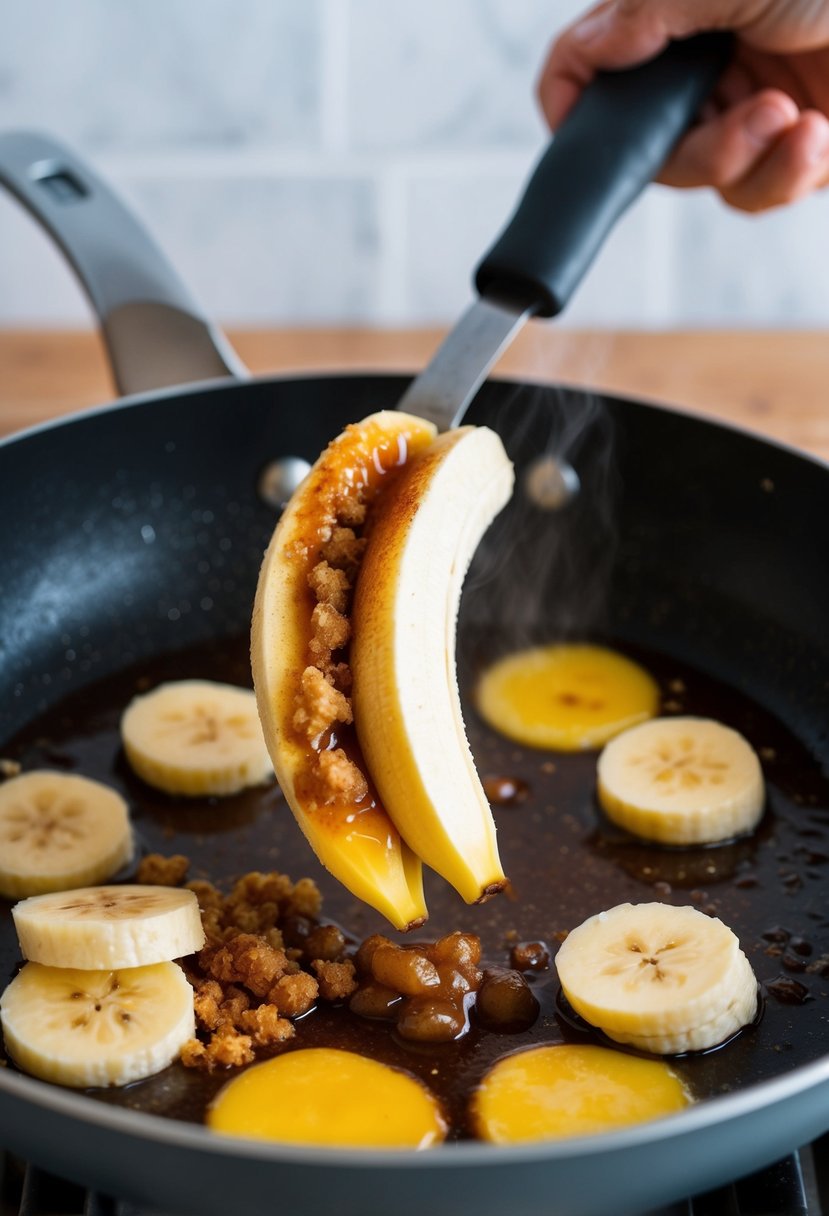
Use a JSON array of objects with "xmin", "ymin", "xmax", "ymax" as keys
[{"xmin": 0, "ymin": 373, "xmax": 827, "ymax": 1144}]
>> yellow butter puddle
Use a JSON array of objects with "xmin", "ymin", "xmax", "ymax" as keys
[
  {"xmin": 208, "ymin": 1047, "xmax": 446, "ymax": 1149},
  {"xmin": 476, "ymin": 643, "xmax": 659, "ymax": 752},
  {"xmin": 471, "ymin": 1044, "xmax": 690, "ymax": 1143}
]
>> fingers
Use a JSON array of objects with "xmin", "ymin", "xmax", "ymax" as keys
[
  {"xmin": 538, "ymin": 0, "xmax": 746, "ymax": 129},
  {"xmin": 658, "ymin": 89, "xmax": 800, "ymax": 188},
  {"xmin": 721, "ymin": 109, "xmax": 829, "ymax": 211},
  {"xmin": 659, "ymin": 92, "xmax": 829, "ymax": 210}
]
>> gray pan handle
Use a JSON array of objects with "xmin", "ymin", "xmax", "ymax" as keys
[{"xmin": 0, "ymin": 130, "xmax": 247, "ymax": 396}]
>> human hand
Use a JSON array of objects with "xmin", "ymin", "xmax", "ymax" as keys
[{"xmin": 538, "ymin": 0, "xmax": 829, "ymax": 212}]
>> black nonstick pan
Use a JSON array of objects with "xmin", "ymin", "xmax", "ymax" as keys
[{"xmin": 0, "ymin": 38, "xmax": 828, "ymax": 1216}]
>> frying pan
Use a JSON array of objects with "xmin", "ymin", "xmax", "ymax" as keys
[{"xmin": 0, "ymin": 37, "xmax": 828, "ymax": 1216}]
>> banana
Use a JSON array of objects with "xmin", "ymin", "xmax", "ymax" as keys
[
  {"xmin": 252, "ymin": 412, "xmax": 437, "ymax": 931},
  {"xmin": 0, "ymin": 771, "xmax": 133, "ymax": 899},
  {"xmin": 12, "ymin": 885, "xmax": 205, "ymax": 970},
  {"xmin": 120, "ymin": 680, "xmax": 272, "ymax": 797},
  {"xmin": 476, "ymin": 643, "xmax": 659, "ymax": 751},
  {"xmin": 0, "ymin": 960, "xmax": 195, "ymax": 1088},
  {"xmin": 555, "ymin": 902, "xmax": 758, "ymax": 1054},
  {"xmin": 597, "ymin": 717, "xmax": 765, "ymax": 845},
  {"xmin": 351, "ymin": 426, "xmax": 514, "ymax": 905}
]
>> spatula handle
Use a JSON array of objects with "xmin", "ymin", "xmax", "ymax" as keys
[{"xmin": 475, "ymin": 32, "xmax": 733, "ymax": 317}]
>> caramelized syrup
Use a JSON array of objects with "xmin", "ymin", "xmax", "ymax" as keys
[{"xmin": 1, "ymin": 633, "xmax": 828, "ymax": 1140}]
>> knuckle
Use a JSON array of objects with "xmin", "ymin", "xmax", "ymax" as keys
[{"xmin": 615, "ymin": 0, "xmax": 650, "ymax": 17}]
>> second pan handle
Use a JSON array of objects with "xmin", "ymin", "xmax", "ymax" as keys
[
  {"xmin": 475, "ymin": 32, "xmax": 733, "ymax": 317},
  {"xmin": 0, "ymin": 130, "xmax": 247, "ymax": 397}
]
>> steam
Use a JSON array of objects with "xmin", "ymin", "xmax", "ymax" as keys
[{"xmin": 461, "ymin": 376, "xmax": 619, "ymax": 663}]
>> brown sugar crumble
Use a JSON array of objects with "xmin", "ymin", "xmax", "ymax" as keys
[
  {"xmin": 290, "ymin": 473, "xmax": 374, "ymax": 808},
  {"xmin": 174, "ymin": 865, "xmax": 333, "ymax": 1071},
  {"xmin": 136, "ymin": 852, "xmax": 190, "ymax": 886},
  {"xmin": 151, "ymin": 855, "xmax": 541, "ymax": 1072}
]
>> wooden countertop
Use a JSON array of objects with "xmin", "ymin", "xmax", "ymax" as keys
[{"xmin": 1, "ymin": 328, "xmax": 827, "ymax": 461}]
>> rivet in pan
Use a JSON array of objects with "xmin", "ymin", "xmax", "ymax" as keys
[
  {"xmin": 523, "ymin": 454, "xmax": 580, "ymax": 510},
  {"xmin": 258, "ymin": 457, "xmax": 312, "ymax": 510}
]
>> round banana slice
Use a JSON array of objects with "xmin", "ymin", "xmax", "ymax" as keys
[
  {"xmin": 555, "ymin": 902, "xmax": 758, "ymax": 1054},
  {"xmin": 476, "ymin": 644, "xmax": 659, "ymax": 751},
  {"xmin": 0, "ymin": 771, "xmax": 133, "ymax": 899},
  {"xmin": 0, "ymin": 960, "xmax": 195, "ymax": 1088},
  {"xmin": 121, "ymin": 680, "xmax": 272, "ymax": 797},
  {"xmin": 597, "ymin": 717, "xmax": 764, "ymax": 845},
  {"xmin": 13, "ymin": 885, "xmax": 205, "ymax": 970}
]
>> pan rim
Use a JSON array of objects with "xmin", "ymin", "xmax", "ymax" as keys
[
  {"xmin": 2, "ymin": 368, "xmax": 828, "ymax": 1170},
  {"xmin": 1, "ymin": 367, "xmax": 827, "ymax": 481},
  {"xmin": 0, "ymin": 1033, "xmax": 827, "ymax": 1168}
]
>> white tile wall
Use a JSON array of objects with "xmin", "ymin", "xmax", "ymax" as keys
[
  {"xmin": 1, "ymin": 0, "xmax": 828, "ymax": 329},
  {"xmin": 347, "ymin": 0, "xmax": 554, "ymax": 150},
  {"xmin": 2, "ymin": 0, "xmax": 323, "ymax": 150}
]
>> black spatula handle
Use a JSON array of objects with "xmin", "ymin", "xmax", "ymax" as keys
[{"xmin": 475, "ymin": 31, "xmax": 733, "ymax": 317}]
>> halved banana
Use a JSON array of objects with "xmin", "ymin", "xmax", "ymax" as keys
[
  {"xmin": 555, "ymin": 902, "xmax": 758, "ymax": 1054},
  {"xmin": 121, "ymin": 680, "xmax": 272, "ymax": 797},
  {"xmin": 252, "ymin": 412, "xmax": 437, "ymax": 930},
  {"xmin": 0, "ymin": 960, "xmax": 194, "ymax": 1088},
  {"xmin": 352, "ymin": 426, "xmax": 514, "ymax": 905},
  {"xmin": 0, "ymin": 771, "xmax": 133, "ymax": 899},
  {"xmin": 13, "ymin": 885, "xmax": 205, "ymax": 970},
  {"xmin": 598, "ymin": 717, "xmax": 765, "ymax": 845}
]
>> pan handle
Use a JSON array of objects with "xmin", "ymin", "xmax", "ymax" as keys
[
  {"xmin": 475, "ymin": 31, "xmax": 733, "ymax": 316},
  {"xmin": 0, "ymin": 130, "xmax": 247, "ymax": 396}
]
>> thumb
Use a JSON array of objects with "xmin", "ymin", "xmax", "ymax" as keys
[
  {"xmin": 567, "ymin": 0, "xmax": 744, "ymax": 66},
  {"xmin": 538, "ymin": 0, "xmax": 752, "ymax": 130}
]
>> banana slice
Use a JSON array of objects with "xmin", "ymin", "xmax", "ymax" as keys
[
  {"xmin": 121, "ymin": 680, "xmax": 272, "ymax": 797},
  {"xmin": 352, "ymin": 426, "xmax": 514, "ymax": 905},
  {"xmin": 0, "ymin": 960, "xmax": 194, "ymax": 1088},
  {"xmin": 13, "ymin": 885, "xmax": 205, "ymax": 970},
  {"xmin": 252, "ymin": 412, "xmax": 437, "ymax": 931},
  {"xmin": 0, "ymin": 771, "xmax": 133, "ymax": 899},
  {"xmin": 476, "ymin": 643, "xmax": 659, "ymax": 752},
  {"xmin": 597, "ymin": 717, "xmax": 765, "ymax": 845},
  {"xmin": 555, "ymin": 902, "xmax": 758, "ymax": 1054}
]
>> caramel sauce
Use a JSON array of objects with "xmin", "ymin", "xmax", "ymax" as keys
[
  {"xmin": 1, "ymin": 633, "xmax": 828, "ymax": 1140},
  {"xmin": 483, "ymin": 776, "xmax": 530, "ymax": 806}
]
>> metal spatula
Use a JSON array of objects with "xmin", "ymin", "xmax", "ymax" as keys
[{"xmin": 398, "ymin": 32, "xmax": 732, "ymax": 432}]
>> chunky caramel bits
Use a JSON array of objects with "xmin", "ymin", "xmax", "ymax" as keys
[{"xmin": 350, "ymin": 931, "xmax": 484, "ymax": 1043}]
